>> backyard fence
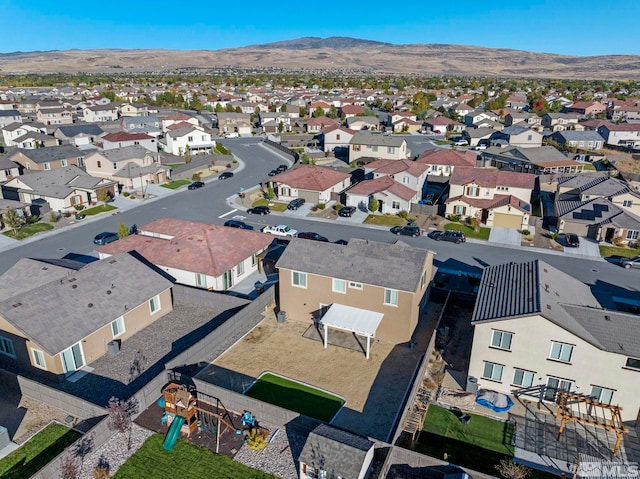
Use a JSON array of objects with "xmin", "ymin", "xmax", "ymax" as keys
[{"xmin": 263, "ymin": 138, "xmax": 299, "ymax": 163}]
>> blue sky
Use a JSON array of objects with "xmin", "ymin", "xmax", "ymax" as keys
[{"xmin": 2, "ymin": 0, "xmax": 639, "ymax": 56}]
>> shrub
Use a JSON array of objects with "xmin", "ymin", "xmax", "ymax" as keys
[
  {"xmin": 246, "ymin": 428, "xmax": 268, "ymax": 451},
  {"xmin": 369, "ymin": 197, "xmax": 379, "ymax": 212},
  {"xmin": 192, "ymin": 173, "xmax": 201, "ymax": 181},
  {"xmin": 123, "ymin": 191, "xmax": 130, "ymax": 197},
  {"xmin": 129, "ymin": 195, "xmax": 136, "ymax": 200},
  {"xmin": 226, "ymin": 163, "xmax": 231, "ymax": 168},
  {"xmin": 27, "ymin": 215, "xmax": 40, "ymax": 224},
  {"xmin": 447, "ymin": 214, "xmax": 461, "ymax": 222},
  {"xmin": 549, "ymin": 232, "xmax": 559, "ymax": 241},
  {"xmin": 522, "ymin": 229, "xmax": 531, "ymax": 236},
  {"xmin": 74, "ymin": 204, "xmax": 85, "ymax": 211},
  {"xmin": 398, "ymin": 210, "xmax": 410, "ymax": 220},
  {"xmin": 631, "ymin": 241, "xmax": 640, "ymax": 250},
  {"xmin": 333, "ymin": 203, "xmax": 344, "ymax": 211},
  {"xmin": 612, "ymin": 236, "xmax": 625, "ymax": 247},
  {"xmin": 232, "ymin": 159, "xmax": 237, "ymax": 164},
  {"xmin": 316, "ymin": 203, "xmax": 326, "ymax": 210},
  {"xmin": 49, "ymin": 211, "xmax": 59, "ymax": 223}
]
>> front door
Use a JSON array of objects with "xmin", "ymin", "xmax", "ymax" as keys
[
  {"xmin": 223, "ymin": 270, "xmax": 233, "ymax": 290},
  {"xmin": 605, "ymin": 227, "xmax": 616, "ymax": 243},
  {"xmin": 61, "ymin": 342, "xmax": 85, "ymax": 375}
]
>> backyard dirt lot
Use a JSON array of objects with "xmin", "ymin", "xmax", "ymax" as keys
[{"xmin": 203, "ymin": 303, "xmax": 441, "ymax": 441}]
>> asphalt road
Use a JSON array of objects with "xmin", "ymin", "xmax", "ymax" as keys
[{"xmin": 0, "ymin": 137, "xmax": 637, "ymax": 305}]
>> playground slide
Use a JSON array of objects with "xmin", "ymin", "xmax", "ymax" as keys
[{"xmin": 162, "ymin": 416, "xmax": 185, "ymax": 451}]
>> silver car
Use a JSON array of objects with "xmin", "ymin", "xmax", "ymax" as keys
[{"xmin": 620, "ymin": 256, "xmax": 640, "ymax": 269}]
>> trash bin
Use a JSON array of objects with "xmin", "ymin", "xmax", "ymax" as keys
[
  {"xmin": 277, "ymin": 311, "xmax": 286, "ymax": 323},
  {"xmin": 466, "ymin": 376, "xmax": 478, "ymax": 393}
]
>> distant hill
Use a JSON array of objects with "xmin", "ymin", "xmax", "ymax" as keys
[{"xmin": 1, "ymin": 37, "xmax": 639, "ymax": 80}]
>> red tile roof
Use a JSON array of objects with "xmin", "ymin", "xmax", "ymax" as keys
[
  {"xmin": 102, "ymin": 132, "xmax": 153, "ymax": 142},
  {"xmin": 163, "ymin": 113, "xmax": 194, "ymax": 121},
  {"xmin": 270, "ymin": 165, "xmax": 350, "ymax": 191},
  {"xmin": 96, "ymin": 218, "xmax": 273, "ymax": 277},
  {"xmin": 366, "ymin": 158, "xmax": 428, "ymax": 177},
  {"xmin": 341, "ymin": 105, "xmax": 365, "ymax": 115},
  {"xmin": 347, "ymin": 176, "xmax": 416, "ymax": 201},
  {"xmin": 415, "ymin": 149, "xmax": 477, "ymax": 167},
  {"xmin": 308, "ymin": 116, "xmax": 340, "ymax": 127},
  {"xmin": 166, "ymin": 121, "xmax": 193, "ymax": 130},
  {"xmin": 446, "ymin": 193, "xmax": 530, "ymax": 213},
  {"xmin": 450, "ymin": 166, "xmax": 536, "ymax": 189}
]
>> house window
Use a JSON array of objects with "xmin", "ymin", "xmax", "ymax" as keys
[
  {"xmin": 387, "ymin": 147, "xmax": 396, "ymax": 154},
  {"xmin": 149, "ymin": 294, "xmax": 161, "ymax": 314},
  {"xmin": 292, "ymin": 271, "xmax": 307, "ymax": 288},
  {"xmin": 482, "ymin": 361, "xmax": 504, "ymax": 382},
  {"xmin": 545, "ymin": 377, "xmax": 572, "ymax": 402},
  {"xmin": 25, "ymin": 162, "xmax": 30, "ymax": 169},
  {"xmin": 623, "ymin": 200, "xmax": 633, "ymax": 208},
  {"xmin": 237, "ymin": 261, "xmax": 245, "ymax": 276},
  {"xmin": 590, "ymin": 386, "xmax": 614, "ymax": 404},
  {"xmin": 336, "ymin": 134, "xmax": 341, "ymax": 140},
  {"xmin": 61, "ymin": 159, "xmax": 68, "ymax": 167},
  {"xmin": 513, "ymin": 368, "xmax": 535, "ymax": 387},
  {"xmin": 111, "ymin": 316, "xmax": 125, "ymax": 337},
  {"xmin": 372, "ymin": 146, "xmax": 378, "ymax": 152},
  {"xmin": 32, "ymin": 348, "xmax": 47, "ymax": 370},
  {"xmin": 44, "ymin": 162, "xmax": 51, "ymax": 170},
  {"xmin": 384, "ymin": 288, "xmax": 398, "ymax": 306},
  {"xmin": 332, "ymin": 278, "xmax": 346, "ymax": 294},
  {"xmin": 626, "ymin": 230, "xmax": 638, "ymax": 240},
  {"xmin": 392, "ymin": 201, "xmax": 401, "ymax": 210},
  {"xmin": 97, "ymin": 160, "xmax": 102, "ymax": 168},
  {"xmin": 348, "ymin": 281, "xmax": 363, "ymax": 290},
  {"xmin": 61, "ymin": 342, "xmax": 85, "ymax": 374},
  {"xmin": 353, "ymin": 145, "xmax": 361, "ymax": 151},
  {"xmin": 467, "ymin": 186, "xmax": 479, "ymax": 197},
  {"xmin": 454, "ymin": 205, "xmax": 466, "ymax": 215},
  {"xmin": 402, "ymin": 176, "xmax": 409, "ymax": 184},
  {"xmin": 527, "ymin": 135, "xmax": 532, "ymax": 141},
  {"xmin": 625, "ymin": 357, "xmax": 640, "ymax": 370},
  {"xmin": 78, "ymin": 157, "xmax": 84, "ymax": 167},
  {"xmin": 549, "ymin": 341, "xmax": 573, "ymax": 363},
  {"xmin": 252, "ymin": 253, "xmax": 258, "ymax": 267},
  {"xmin": 196, "ymin": 273, "xmax": 207, "ymax": 288},
  {"xmin": 0, "ymin": 336, "xmax": 16, "ymax": 358},
  {"xmin": 491, "ymin": 330, "xmax": 513, "ymax": 350},
  {"xmin": 187, "ymin": 136, "xmax": 193, "ymax": 142},
  {"xmin": 420, "ymin": 271, "xmax": 427, "ymax": 289}
]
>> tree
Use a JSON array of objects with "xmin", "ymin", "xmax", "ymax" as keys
[
  {"xmin": 117, "ymin": 222, "xmax": 130, "ymax": 239},
  {"xmin": 369, "ymin": 196, "xmax": 379, "ymax": 212},
  {"xmin": 312, "ymin": 106, "xmax": 325, "ymax": 118},
  {"xmin": 60, "ymin": 454, "xmax": 80, "ymax": 479},
  {"xmin": 278, "ymin": 121, "xmax": 284, "ymax": 133},
  {"xmin": 214, "ymin": 103, "xmax": 224, "ymax": 112},
  {"xmin": 327, "ymin": 105, "xmax": 338, "ymax": 119},
  {"xmin": 280, "ymin": 103, "xmax": 287, "ymax": 112},
  {"xmin": 184, "ymin": 144, "xmax": 191, "ymax": 163},
  {"xmin": 4, "ymin": 207, "xmax": 23, "ymax": 236},
  {"xmin": 106, "ymin": 396, "xmax": 139, "ymax": 450},
  {"xmin": 495, "ymin": 458, "xmax": 531, "ymax": 479},
  {"xmin": 97, "ymin": 189, "xmax": 110, "ymax": 203},
  {"xmin": 299, "ymin": 106, "xmax": 308, "ymax": 118}
]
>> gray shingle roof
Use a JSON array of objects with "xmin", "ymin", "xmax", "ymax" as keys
[
  {"xmin": 15, "ymin": 166, "xmax": 110, "ymax": 198},
  {"xmin": 275, "ymin": 238, "xmax": 430, "ymax": 292},
  {"xmin": 0, "ymin": 253, "xmax": 173, "ymax": 355},
  {"xmin": 89, "ymin": 145, "xmax": 154, "ymax": 162},
  {"xmin": 299, "ymin": 424, "xmax": 374, "ymax": 479},
  {"xmin": 349, "ymin": 132, "xmax": 405, "ymax": 147},
  {"xmin": 13, "ymin": 144, "xmax": 81, "ymax": 163},
  {"xmin": 555, "ymin": 130, "xmax": 604, "ymax": 142},
  {"xmin": 56, "ymin": 124, "xmax": 104, "ymax": 138}
]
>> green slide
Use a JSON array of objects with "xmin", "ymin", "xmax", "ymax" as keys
[{"xmin": 162, "ymin": 415, "xmax": 185, "ymax": 451}]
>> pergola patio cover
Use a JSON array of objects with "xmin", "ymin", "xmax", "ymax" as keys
[{"xmin": 320, "ymin": 304, "xmax": 384, "ymax": 359}]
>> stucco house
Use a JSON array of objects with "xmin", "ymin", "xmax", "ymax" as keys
[
  {"xmin": 267, "ymin": 165, "xmax": 351, "ymax": 204},
  {"xmin": 489, "ymin": 125, "xmax": 543, "ymax": 148},
  {"xmin": 566, "ymin": 101, "xmax": 606, "ymax": 117},
  {"xmin": 81, "ymin": 104, "xmax": 119, "ymax": 123},
  {"xmin": 119, "ymin": 102, "xmax": 150, "ymax": 117},
  {"xmin": 345, "ymin": 116, "xmax": 380, "ymax": 131},
  {"xmin": 96, "ymin": 218, "xmax": 273, "ymax": 291},
  {"xmin": 364, "ymin": 158, "xmax": 429, "ymax": 198},
  {"xmin": 468, "ymin": 260, "xmax": 640, "ymax": 422},
  {"xmin": 9, "ymin": 145, "xmax": 87, "ymax": 172},
  {"xmin": 541, "ymin": 113, "xmax": 580, "ymax": 132},
  {"xmin": 345, "ymin": 175, "xmax": 419, "ymax": 214},
  {"xmin": 54, "ymin": 124, "xmax": 105, "ymax": 147},
  {"xmin": 0, "ymin": 253, "xmax": 173, "ymax": 379},
  {"xmin": 84, "ymin": 145, "xmax": 169, "ymax": 189},
  {"xmin": 0, "ymin": 157, "xmax": 21, "ymax": 184},
  {"xmin": 505, "ymin": 112, "xmax": 542, "ymax": 129},
  {"xmin": 276, "ymin": 238, "xmax": 435, "ymax": 346},
  {"xmin": 445, "ymin": 166, "xmax": 535, "ymax": 229},
  {"xmin": 349, "ymin": 133, "xmax": 409, "ymax": 163},
  {"xmin": 549, "ymin": 130, "xmax": 605, "ymax": 151},
  {"xmin": 321, "ymin": 125, "xmax": 357, "ymax": 153},
  {"xmin": 2, "ymin": 122, "xmax": 47, "ymax": 147},
  {"xmin": 0, "ymin": 110, "xmax": 22, "ymax": 128},
  {"xmin": 596, "ymin": 123, "xmax": 640, "ymax": 149},
  {"xmin": 423, "ymin": 117, "xmax": 464, "ymax": 134},
  {"xmin": 36, "ymin": 103, "xmax": 73, "ymax": 126},
  {"xmin": 479, "ymin": 146, "xmax": 586, "ymax": 174},
  {"xmin": 307, "ymin": 116, "xmax": 340, "ymax": 135},
  {"xmin": 101, "ymin": 132, "xmax": 158, "ymax": 152},
  {"xmin": 216, "ymin": 112, "xmax": 252, "ymax": 136},
  {"xmin": 415, "ymin": 149, "xmax": 478, "ymax": 177},
  {"xmin": 163, "ymin": 125, "xmax": 216, "ymax": 156}
]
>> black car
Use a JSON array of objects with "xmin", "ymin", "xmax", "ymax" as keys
[
  {"xmin": 188, "ymin": 181, "xmax": 205, "ymax": 190},
  {"xmin": 268, "ymin": 170, "xmax": 279, "ymax": 176},
  {"xmin": 218, "ymin": 172, "xmax": 234, "ymax": 180},
  {"xmin": 427, "ymin": 230, "xmax": 466, "ymax": 244},
  {"xmin": 287, "ymin": 198, "xmax": 306, "ymax": 210},
  {"xmin": 247, "ymin": 205, "xmax": 271, "ymax": 216},
  {"xmin": 338, "ymin": 206, "xmax": 356, "ymax": 217},
  {"xmin": 564, "ymin": 233, "xmax": 580, "ymax": 248},
  {"xmin": 390, "ymin": 225, "xmax": 421, "ymax": 237},
  {"xmin": 297, "ymin": 232, "xmax": 329, "ymax": 242},
  {"xmin": 223, "ymin": 220, "xmax": 254, "ymax": 230},
  {"xmin": 277, "ymin": 164, "xmax": 288, "ymax": 172},
  {"xmin": 93, "ymin": 232, "xmax": 119, "ymax": 245}
]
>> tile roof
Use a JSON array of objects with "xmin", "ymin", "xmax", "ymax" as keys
[
  {"xmin": 446, "ymin": 193, "xmax": 530, "ymax": 213},
  {"xmin": 450, "ymin": 166, "xmax": 535, "ymax": 189},
  {"xmin": 97, "ymin": 218, "xmax": 273, "ymax": 278},
  {"xmin": 276, "ymin": 237, "xmax": 432, "ymax": 292},
  {"xmin": 0, "ymin": 253, "xmax": 173, "ymax": 356},
  {"xmin": 366, "ymin": 158, "xmax": 428, "ymax": 177},
  {"xmin": 102, "ymin": 132, "xmax": 154, "ymax": 142},
  {"xmin": 347, "ymin": 176, "xmax": 416, "ymax": 201},
  {"xmin": 415, "ymin": 149, "xmax": 477, "ymax": 167},
  {"xmin": 269, "ymin": 165, "xmax": 350, "ymax": 191}
]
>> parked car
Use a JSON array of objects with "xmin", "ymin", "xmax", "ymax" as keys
[
  {"xmin": 452, "ymin": 138, "xmax": 469, "ymax": 146},
  {"xmin": 287, "ymin": 198, "xmax": 306, "ymax": 210},
  {"xmin": 218, "ymin": 172, "xmax": 234, "ymax": 180},
  {"xmin": 223, "ymin": 220, "xmax": 254, "ymax": 230},
  {"xmin": 93, "ymin": 232, "xmax": 119, "ymax": 245},
  {"xmin": 262, "ymin": 224, "xmax": 297, "ymax": 237},
  {"xmin": 390, "ymin": 225, "xmax": 421, "ymax": 237},
  {"xmin": 188, "ymin": 181, "xmax": 205, "ymax": 190},
  {"xmin": 225, "ymin": 132, "xmax": 239, "ymax": 138},
  {"xmin": 277, "ymin": 164, "xmax": 288, "ymax": 172},
  {"xmin": 297, "ymin": 232, "xmax": 329, "ymax": 242},
  {"xmin": 268, "ymin": 170, "xmax": 279, "ymax": 176},
  {"xmin": 564, "ymin": 233, "xmax": 580, "ymax": 248},
  {"xmin": 474, "ymin": 144, "xmax": 487, "ymax": 151},
  {"xmin": 338, "ymin": 206, "xmax": 356, "ymax": 217},
  {"xmin": 247, "ymin": 206, "xmax": 271, "ymax": 216},
  {"xmin": 618, "ymin": 256, "xmax": 640, "ymax": 269},
  {"xmin": 427, "ymin": 230, "xmax": 466, "ymax": 244}
]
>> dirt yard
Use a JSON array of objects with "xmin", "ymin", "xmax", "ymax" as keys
[{"xmin": 202, "ymin": 304, "xmax": 442, "ymax": 441}]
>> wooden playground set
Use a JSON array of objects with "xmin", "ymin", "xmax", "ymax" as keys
[{"xmin": 159, "ymin": 382, "xmax": 269, "ymax": 453}]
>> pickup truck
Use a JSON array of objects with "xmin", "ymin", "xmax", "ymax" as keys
[{"xmin": 261, "ymin": 224, "xmax": 298, "ymax": 237}]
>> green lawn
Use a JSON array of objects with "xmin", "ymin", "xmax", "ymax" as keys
[
  {"xmin": 161, "ymin": 179, "xmax": 191, "ymax": 190},
  {"xmin": 166, "ymin": 163, "xmax": 185, "ymax": 168},
  {"xmin": 434, "ymin": 140, "xmax": 452, "ymax": 145},
  {"xmin": 599, "ymin": 245, "xmax": 640, "ymax": 259},
  {"xmin": 364, "ymin": 214, "xmax": 406, "ymax": 226},
  {"xmin": 0, "ymin": 423, "xmax": 81, "ymax": 479},
  {"xmin": 113, "ymin": 434, "xmax": 275, "ymax": 479},
  {"xmin": 3, "ymin": 223, "xmax": 54, "ymax": 240},
  {"xmin": 245, "ymin": 373, "xmax": 344, "ymax": 423},
  {"xmin": 444, "ymin": 222, "xmax": 491, "ymax": 240},
  {"xmin": 82, "ymin": 204, "xmax": 117, "ymax": 216},
  {"xmin": 251, "ymin": 199, "xmax": 289, "ymax": 212}
]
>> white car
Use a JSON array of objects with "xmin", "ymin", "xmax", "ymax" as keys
[
  {"xmin": 262, "ymin": 224, "xmax": 298, "ymax": 237},
  {"xmin": 225, "ymin": 132, "xmax": 239, "ymax": 138},
  {"xmin": 474, "ymin": 144, "xmax": 488, "ymax": 150},
  {"xmin": 452, "ymin": 138, "xmax": 469, "ymax": 146}
]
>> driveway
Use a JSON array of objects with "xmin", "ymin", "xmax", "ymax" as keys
[
  {"xmin": 281, "ymin": 202, "xmax": 313, "ymax": 218},
  {"xmin": 488, "ymin": 226, "xmax": 522, "ymax": 247},
  {"xmin": 561, "ymin": 237, "xmax": 602, "ymax": 260},
  {"xmin": 335, "ymin": 207, "xmax": 367, "ymax": 224}
]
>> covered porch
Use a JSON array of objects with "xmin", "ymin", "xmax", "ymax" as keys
[{"xmin": 317, "ymin": 304, "xmax": 383, "ymax": 359}]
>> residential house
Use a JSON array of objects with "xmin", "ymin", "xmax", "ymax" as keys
[
  {"xmin": 84, "ymin": 145, "xmax": 169, "ymax": 189},
  {"xmin": 541, "ymin": 113, "xmax": 580, "ymax": 132},
  {"xmin": 119, "ymin": 102, "xmax": 150, "ymax": 117},
  {"xmin": 0, "ymin": 199, "xmax": 33, "ymax": 227},
  {"xmin": 415, "ymin": 149, "xmax": 478, "ymax": 177},
  {"xmin": 609, "ymin": 104, "xmax": 640, "ymax": 123},
  {"xmin": 122, "ymin": 116, "xmax": 162, "ymax": 132},
  {"xmin": 299, "ymin": 424, "xmax": 375, "ymax": 479},
  {"xmin": 345, "ymin": 175, "xmax": 419, "ymax": 214},
  {"xmin": 479, "ymin": 146, "xmax": 585, "ymax": 174},
  {"xmin": 54, "ymin": 124, "xmax": 105, "ymax": 147},
  {"xmin": 81, "ymin": 104, "xmax": 119, "ymax": 123},
  {"xmin": 216, "ymin": 112, "xmax": 252, "ymax": 136},
  {"xmin": 445, "ymin": 166, "xmax": 535, "ymax": 229},
  {"xmin": 11, "ymin": 131, "xmax": 58, "ymax": 149},
  {"xmin": 9, "ymin": 145, "xmax": 86, "ymax": 172},
  {"xmin": 464, "ymin": 110, "xmax": 500, "ymax": 127},
  {"xmin": 35, "ymin": 102, "xmax": 73, "ymax": 125},
  {"xmin": 596, "ymin": 123, "xmax": 640, "ymax": 149},
  {"xmin": 0, "ymin": 101, "xmax": 17, "ymax": 111},
  {"xmin": 161, "ymin": 113, "xmax": 199, "ymax": 132},
  {"xmin": 308, "ymin": 101, "xmax": 332, "ymax": 116},
  {"xmin": 423, "ymin": 117, "xmax": 464, "ymax": 134},
  {"xmin": 340, "ymin": 104, "xmax": 366, "ymax": 118},
  {"xmin": 462, "ymin": 127, "xmax": 499, "ymax": 147},
  {"xmin": 0, "ymin": 110, "xmax": 22, "ymax": 128},
  {"xmin": 276, "ymin": 238, "xmax": 435, "ymax": 345},
  {"xmin": 505, "ymin": 112, "xmax": 542, "ymax": 130},
  {"xmin": 549, "ymin": 130, "xmax": 605, "ymax": 151},
  {"xmin": 2, "ymin": 166, "xmax": 117, "ymax": 211},
  {"xmin": 365, "ymin": 158, "xmax": 429, "ymax": 198},
  {"xmin": 101, "ymin": 131, "xmax": 157, "ymax": 152},
  {"xmin": 555, "ymin": 175, "xmax": 640, "ymax": 244},
  {"xmin": 0, "ymin": 253, "xmax": 173, "ymax": 379},
  {"xmin": 163, "ymin": 125, "xmax": 216, "ymax": 156},
  {"xmin": 345, "ymin": 116, "xmax": 380, "ymax": 131},
  {"xmin": 2, "ymin": 122, "xmax": 53, "ymax": 148},
  {"xmin": 259, "ymin": 112, "xmax": 294, "ymax": 133},
  {"xmin": 96, "ymin": 218, "xmax": 273, "ymax": 291},
  {"xmin": 452, "ymin": 103, "xmax": 473, "ymax": 118},
  {"xmin": 0, "ymin": 157, "xmax": 21, "ymax": 184},
  {"xmin": 489, "ymin": 125, "xmax": 543, "ymax": 148},
  {"xmin": 307, "ymin": 116, "xmax": 340, "ymax": 134},
  {"xmin": 349, "ymin": 133, "xmax": 409, "ymax": 163},
  {"xmin": 468, "ymin": 260, "xmax": 640, "ymax": 422},
  {"xmin": 392, "ymin": 116, "xmax": 422, "ymax": 133},
  {"xmin": 267, "ymin": 165, "xmax": 351, "ymax": 204},
  {"xmin": 566, "ymin": 101, "xmax": 606, "ymax": 117},
  {"xmin": 321, "ymin": 125, "xmax": 357, "ymax": 154}
]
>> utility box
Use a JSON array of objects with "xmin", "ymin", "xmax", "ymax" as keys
[
  {"xmin": 277, "ymin": 311, "xmax": 286, "ymax": 323},
  {"xmin": 0, "ymin": 426, "xmax": 10, "ymax": 450},
  {"xmin": 466, "ymin": 376, "xmax": 478, "ymax": 394}
]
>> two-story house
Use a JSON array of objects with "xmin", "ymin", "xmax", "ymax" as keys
[
  {"xmin": 364, "ymin": 158, "xmax": 429, "ymax": 198},
  {"xmin": 349, "ymin": 133, "xmax": 409, "ymax": 164},
  {"xmin": 163, "ymin": 125, "xmax": 216, "ymax": 156},
  {"xmin": 161, "ymin": 113, "xmax": 199, "ymax": 132},
  {"xmin": 2, "ymin": 122, "xmax": 50, "ymax": 147},
  {"xmin": 489, "ymin": 125, "xmax": 543, "ymax": 148},
  {"xmin": 276, "ymin": 238, "xmax": 435, "ymax": 347},
  {"xmin": 321, "ymin": 125, "xmax": 357, "ymax": 154},
  {"xmin": 468, "ymin": 260, "xmax": 640, "ymax": 422},
  {"xmin": 9, "ymin": 145, "xmax": 86, "ymax": 172},
  {"xmin": 505, "ymin": 112, "xmax": 542, "ymax": 130},
  {"xmin": 0, "ymin": 110, "xmax": 22, "ymax": 128},
  {"xmin": 445, "ymin": 166, "xmax": 535, "ymax": 229},
  {"xmin": 101, "ymin": 131, "xmax": 158, "ymax": 152},
  {"xmin": 96, "ymin": 218, "xmax": 273, "ymax": 291},
  {"xmin": 541, "ymin": 113, "xmax": 580, "ymax": 132},
  {"xmin": 216, "ymin": 112, "xmax": 252, "ymax": 136},
  {"xmin": 266, "ymin": 165, "xmax": 351, "ymax": 204},
  {"xmin": 415, "ymin": 149, "xmax": 478, "ymax": 177},
  {"xmin": 307, "ymin": 116, "xmax": 340, "ymax": 135},
  {"xmin": 81, "ymin": 104, "xmax": 119, "ymax": 123},
  {"xmin": 596, "ymin": 123, "xmax": 640, "ymax": 149},
  {"xmin": 566, "ymin": 101, "xmax": 606, "ymax": 117},
  {"xmin": 119, "ymin": 102, "xmax": 150, "ymax": 117},
  {"xmin": 84, "ymin": 145, "xmax": 169, "ymax": 189},
  {"xmin": 345, "ymin": 175, "xmax": 419, "ymax": 214},
  {"xmin": 36, "ymin": 102, "xmax": 73, "ymax": 125}
]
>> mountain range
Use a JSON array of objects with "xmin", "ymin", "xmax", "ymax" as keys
[{"xmin": 1, "ymin": 37, "xmax": 639, "ymax": 80}]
